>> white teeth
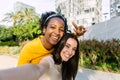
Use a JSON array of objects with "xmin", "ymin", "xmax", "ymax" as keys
[
  {"xmin": 51, "ymin": 36, "xmax": 58, "ymax": 40},
  {"xmin": 65, "ymin": 54, "xmax": 70, "ymax": 58}
]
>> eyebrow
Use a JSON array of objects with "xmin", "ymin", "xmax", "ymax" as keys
[
  {"xmin": 66, "ymin": 42, "xmax": 70, "ymax": 45},
  {"xmin": 66, "ymin": 42, "xmax": 77, "ymax": 48}
]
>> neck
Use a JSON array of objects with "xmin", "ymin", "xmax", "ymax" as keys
[{"xmin": 40, "ymin": 37, "xmax": 53, "ymax": 50}]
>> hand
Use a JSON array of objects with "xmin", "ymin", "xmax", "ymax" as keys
[{"xmin": 72, "ymin": 22, "xmax": 87, "ymax": 37}]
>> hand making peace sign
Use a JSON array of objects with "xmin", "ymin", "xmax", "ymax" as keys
[{"xmin": 72, "ymin": 22, "xmax": 87, "ymax": 37}]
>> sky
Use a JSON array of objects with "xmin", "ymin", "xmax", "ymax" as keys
[
  {"xmin": 0, "ymin": 0, "xmax": 55, "ymax": 25},
  {"xmin": 0, "ymin": 0, "xmax": 109, "ymax": 25}
]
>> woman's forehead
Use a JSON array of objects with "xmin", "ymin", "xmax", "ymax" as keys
[
  {"xmin": 48, "ymin": 18, "xmax": 65, "ymax": 26},
  {"xmin": 66, "ymin": 38, "xmax": 77, "ymax": 45}
]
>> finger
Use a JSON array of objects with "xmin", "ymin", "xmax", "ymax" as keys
[
  {"xmin": 78, "ymin": 25, "xmax": 85, "ymax": 29},
  {"xmin": 79, "ymin": 26, "xmax": 86, "ymax": 31},
  {"xmin": 73, "ymin": 28, "xmax": 76, "ymax": 32},
  {"xmin": 72, "ymin": 22, "xmax": 78, "ymax": 29}
]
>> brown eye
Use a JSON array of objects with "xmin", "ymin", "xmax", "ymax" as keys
[
  {"xmin": 60, "ymin": 28, "xmax": 64, "ymax": 32},
  {"xmin": 73, "ymin": 48, "xmax": 77, "ymax": 51},
  {"xmin": 65, "ymin": 44, "xmax": 69, "ymax": 48}
]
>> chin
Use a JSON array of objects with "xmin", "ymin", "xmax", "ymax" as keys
[
  {"xmin": 51, "ymin": 41, "xmax": 58, "ymax": 45},
  {"xmin": 63, "ymin": 59, "xmax": 69, "ymax": 62}
]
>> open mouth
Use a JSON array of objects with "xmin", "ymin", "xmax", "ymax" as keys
[{"xmin": 51, "ymin": 35, "xmax": 59, "ymax": 42}]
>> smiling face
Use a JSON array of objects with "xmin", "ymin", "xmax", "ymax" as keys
[
  {"xmin": 42, "ymin": 17, "xmax": 65, "ymax": 49},
  {"xmin": 60, "ymin": 38, "xmax": 77, "ymax": 62}
]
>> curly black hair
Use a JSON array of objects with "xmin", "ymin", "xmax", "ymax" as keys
[{"xmin": 39, "ymin": 11, "xmax": 68, "ymax": 35}]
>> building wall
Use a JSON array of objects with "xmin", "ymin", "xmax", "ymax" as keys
[
  {"xmin": 55, "ymin": 0, "xmax": 102, "ymax": 29},
  {"xmin": 81, "ymin": 16, "xmax": 120, "ymax": 41},
  {"xmin": 14, "ymin": 1, "xmax": 35, "ymax": 12},
  {"xmin": 110, "ymin": 0, "xmax": 120, "ymax": 18}
]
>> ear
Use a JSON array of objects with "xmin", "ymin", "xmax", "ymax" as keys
[{"xmin": 43, "ymin": 27, "xmax": 46, "ymax": 34}]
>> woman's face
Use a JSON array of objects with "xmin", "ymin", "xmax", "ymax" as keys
[
  {"xmin": 60, "ymin": 38, "xmax": 77, "ymax": 62},
  {"xmin": 43, "ymin": 17, "xmax": 65, "ymax": 46}
]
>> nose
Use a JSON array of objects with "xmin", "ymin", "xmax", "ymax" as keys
[{"xmin": 54, "ymin": 28, "xmax": 60, "ymax": 35}]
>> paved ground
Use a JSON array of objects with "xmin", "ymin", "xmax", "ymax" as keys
[
  {"xmin": 76, "ymin": 68, "xmax": 120, "ymax": 80},
  {"xmin": 0, "ymin": 54, "xmax": 120, "ymax": 80},
  {"xmin": 0, "ymin": 55, "xmax": 17, "ymax": 69}
]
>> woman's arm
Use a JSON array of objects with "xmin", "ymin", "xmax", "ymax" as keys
[
  {"xmin": 0, "ymin": 57, "xmax": 51, "ymax": 80},
  {"xmin": 0, "ymin": 64, "xmax": 41, "ymax": 80}
]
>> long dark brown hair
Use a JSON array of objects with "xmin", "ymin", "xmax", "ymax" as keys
[{"xmin": 52, "ymin": 33, "xmax": 80, "ymax": 80}]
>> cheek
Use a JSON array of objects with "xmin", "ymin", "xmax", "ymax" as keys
[
  {"xmin": 60, "ymin": 50, "xmax": 64, "ymax": 56},
  {"xmin": 60, "ymin": 32, "xmax": 64, "ymax": 37},
  {"xmin": 60, "ymin": 50, "xmax": 65, "ymax": 58},
  {"xmin": 71, "ymin": 52, "xmax": 75, "ymax": 57},
  {"xmin": 59, "ymin": 33, "xmax": 64, "ymax": 40}
]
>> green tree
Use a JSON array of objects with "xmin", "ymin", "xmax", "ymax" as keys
[
  {"xmin": 2, "ymin": 11, "xmax": 22, "ymax": 26},
  {"xmin": 13, "ymin": 17, "xmax": 41, "ymax": 42},
  {"xmin": 0, "ymin": 25, "xmax": 13, "ymax": 41},
  {"xmin": 2, "ymin": 6, "xmax": 39, "ymax": 26},
  {"xmin": 1, "ymin": 5, "xmax": 40, "ymax": 42},
  {"xmin": 19, "ymin": 8, "xmax": 39, "ymax": 25}
]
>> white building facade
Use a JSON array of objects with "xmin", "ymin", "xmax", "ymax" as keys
[
  {"xmin": 55, "ymin": 0, "xmax": 102, "ymax": 28},
  {"xmin": 14, "ymin": 1, "xmax": 35, "ymax": 13},
  {"xmin": 110, "ymin": 0, "xmax": 120, "ymax": 18}
]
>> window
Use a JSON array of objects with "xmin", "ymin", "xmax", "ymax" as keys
[{"xmin": 84, "ymin": 9, "xmax": 89, "ymax": 13}]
